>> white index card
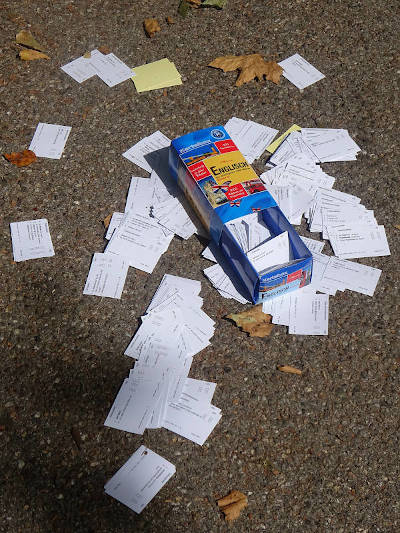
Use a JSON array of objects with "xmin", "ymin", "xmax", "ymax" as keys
[
  {"xmin": 288, "ymin": 293, "xmax": 329, "ymax": 335},
  {"xmin": 105, "ymin": 446, "xmax": 175, "ymax": 514},
  {"xmin": 246, "ymin": 231, "xmax": 290, "ymax": 274},
  {"xmin": 278, "ymin": 53, "xmax": 325, "ymax": 90},
  {"xmin": 89, "ymin": 52, "xmax": 133, "ymax": 87},
  {"xmin": 83, "ymin": 253, "xmax": 129, "ymax": 299},
  {"xmin": 10, "ymin": 219, "xmax": 55, "ymax": 262},
  {"xmin": 163, "ymin": 401, "xmax": 221, "ymax": 445},
  {"xmin": 60, "ymin": 51, "xmax": 99, "ymax": 83},
  {"xmin": 29, "ymin": 123, "xmax": 71, "ymax": 159},
  {"xmin": 322, "ymin": 257, "xmax": 382, "ymax": 296}
]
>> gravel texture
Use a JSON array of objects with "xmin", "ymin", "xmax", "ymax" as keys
[{"xmin": 0, "ymin": 1, "xmax": 399, "ymax": 531}]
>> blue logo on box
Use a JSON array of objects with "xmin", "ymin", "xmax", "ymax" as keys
[{"xmin": 211, "ymin": 129, "xmax": 224, "ymax": 139}]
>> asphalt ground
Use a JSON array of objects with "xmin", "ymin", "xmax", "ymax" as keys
[{"xmin": 0, "ymin": 1, "xmax": 399, "ymax": 531}]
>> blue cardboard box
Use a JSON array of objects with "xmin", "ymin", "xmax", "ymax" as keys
[{"xmin": 169, "ymin": 126, "xmax": 312, "ymax": 304}]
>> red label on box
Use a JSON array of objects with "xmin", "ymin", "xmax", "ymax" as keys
[
  {"xmin": 188, "ymin": 161, "xmax": 210, "ymax": 181},
  {"xmin": 215, "ymin": 139, "xmax": 238, "ymax": 154},
  {"xmin": 225, "ymin": 183, "xmax": 247, "ymax": 200},
  {"xmin": 287, "ymin": 269, "xmax": 302, "ymax": 283}
]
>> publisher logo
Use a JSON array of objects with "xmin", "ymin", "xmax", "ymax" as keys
[{"xmin": 211, "ymin": 129, "xmax": 224, "ymax": 139}]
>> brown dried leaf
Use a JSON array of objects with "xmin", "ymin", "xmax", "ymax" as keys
[
  {"xmin": 103, "ymin": 214, "xmax": 112, "ymax": 229},
  {"xmin": 226, "ymin": 305, "xmax": 273, "ymax": 337},
  {"xmin": 166, "ymin": 16, "xmax": 175, "ymax": 24},
  {"xmin": 19, "ymin": 49, "xmax": 50, "ymax": 61},
  {"xmin": 4, "ymin": 149, "xmax": 36, "ymax": 167},
  {"xmin": 217, "ymin": 490, "xmax": 248, "ymax": 522},
  {"xmin": 16, "ymin": 30, "xmax": 46, "ymax": 52},
  {"xmin": 209, "ymin": 53, "xmax": 283, "ymax": 86},
  {"xmin": 394, "ymin": 224, "xmax": 400, "ymax": 230},
  {"xmin": 278, "ymin": 365, "xmax": 302, "ymax": 375},
  {"xmin": 83, "ymin": 51, "xmax": 91, "ymax": 58},
  {"xmin": 70, "ymin": 427, "xmax": 82, "ymax": 450},
  {"xmin": 187, "ymin": 0, "xmax": 202, "ymax": 6},
  {"xmin": 98, "ymin": 46, "xmax": 111, "ymax": 55},
  {"xmin": 144, "ymin": 18, "xmax": 161, "ymax": 38}
]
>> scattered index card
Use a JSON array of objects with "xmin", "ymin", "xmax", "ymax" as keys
[
  {"xmin": 10, "ymin": 219, "xmax": 55, "ymax": 262},
  {"xmin": 132, "ymin": 58, "xmax": 182, "ymax": 93},
  {"xmin": 278, "ymin": 54, "xmax": 325, "ymax": 90},
  {"xmin": 29, "ymin": 123, "xmax": 71, "ymax": 159},
  {"xmin": 60, "ymin": 50, "xmax": 100, "ymax": 83},
  {"xmin": 83, "ymin": 253, "xmax": 129, "ymax": 299},
  {"xmin": 89, "ymin": 52, "xmax": 133, "ymax": 87},
  {"xmin": 105, "ymin": 446, "xmax": 175, "ymax": 514}
]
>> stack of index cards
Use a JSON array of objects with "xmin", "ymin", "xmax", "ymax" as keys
[
  {"xmin": 131, "ymin": 58, "xmax": 182, "ymax": 93},
  {"xmin": 84, "ymin": 130, "xmax": 205, "ymax": 299},
  {"xmin": 105, "ymin": 446, "xmax": 175, "ymax": 514},
  {"xmin": 105, "ymin": 275, "xmax": 222, "ymax": 445},
  {"xmin": 61, "ymin": 49, "xmax": 133, "ymax": 87}
]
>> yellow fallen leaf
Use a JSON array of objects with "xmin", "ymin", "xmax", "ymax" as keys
[
  {"xmin": 4, "ymin": 149, "xmax": 36, "ymax": 167},
  {"xmin": 103, "ymin": 214, "xmax": 112, "ymax": 229},
  {"xmin": 83, "ymin": 51, "xmax": 91, "ymax": 59},
  {"xmin": 217, "ymin": 490, "xmax": 248, "ymax": 522},
  {"xmin": 16, "ymin": 30, "xmax": 46, "ymax": 52},
  {"xmin": 226, "ymin": 305, "xmax": 273, "ymax": 337},
  {"xmin": 209, "ymin": 53, "xmax": 283, "ymax": 87},
  {"xmin": 19, "ymin": 49, "xmax": 50, "ymax": 61},
  {"xmin": 394, "ymin": 224, "xmax": 400, "ymax": 230},
  {"xmin": 278, "ymin": 365, "xmax": 302, "ymax": 375},
  {"xmin": 144, "ymin": 18, "xmax": 161, "ymax": 38},
  {"xmin": 166, "ymin": 16, "xmax": 175, "ymax": 24}
]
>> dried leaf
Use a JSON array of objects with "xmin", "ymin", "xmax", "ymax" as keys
[
  {"xmin": 278, "ymin": 365, "xmax": 302, "ymax": 375},
  {"xmin": 202, "ymin": 0, "xmax": 227, "ymax": 8},
  {"xmin": 186, "ymin": 0, "xmax": 202, "ymax": 6},
  {"xmin": 394, "ymin": 224, "xmax": 400, "ymax": 230},
  {"xmin": 16, "ymin": 30, "xmax": 46, "ymax": 52},
  {"xmin": 226, "ymin": 305, "xmax": 273, "ymax": 337},
  {"xmin": 4, "ymin": 149, "xmax": 36, "ymax": 167},
  {"xmin": 217, "ymin": 490, "xmax": 248, "ymax": 522},
  {"xmin": 98, "ymin": 45, "xmax": 111, "ymax": 55},
  {"xmin": 178, "ymin": 1, "xmax": 191, "ymax": 16},
  {"xmin": 70, "ymin": 427, "xmax": 82, "ymax": 450},
  {"xmin": 83, "ymin": 51, "xmax": 91, "ymax": 59},
  {"xmin": 103, "ymin": 214, "xmax": 112, "ymax": 229},
  {"xmin": 19, "ymin": 49, "xmax": 50, "ymax": 61},
  {"xmin": 166, "ymin": 16, "xmax": 175, "ymax": 24},
  {"xmin": 144, "ymin": 18, "xmax": 161, "ymax": 38},
  {"xmin": 209, "ymin": 53, "xmax": 283, "ymax": 86}
]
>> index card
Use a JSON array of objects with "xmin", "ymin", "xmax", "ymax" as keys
[
  {"xmin": 322, "ymin": 257, "xmax": 382, "ymax": 297},
  {"xmin": 10, "ymin": 219, "xmax": 55, "ymax": 262},
  {"xmin": 225, "ymin": 117, "xmax": 278, "ymax": 163},
  {"xmin": 328, "ymin": 224, "xmax": 390, "ymax": 259},
  {"xmin": 163, "ymin": 401, "xmax": 221, "ymax": 445},
  {"xmin": 154, "ymin": 197, "xmax": 197, "ymax": 240},
  {"xmin": 29, "ymin": 123, "xmax": 71, "ymax": 159},
  {"xmin": 60, "ymin": 52, "xmax": 98, "ymax": 83},
  {"xmin": 278, "ymin": 53, "xmax": 325, "ymax": 90},
  {"xmin": 105, "ymin": 446, "xmax": 175, "ymax": 514},
  {"xmin": 105, "ymin": 212, "xmax": 173, "ymax": 273},
  {"xmin": 300, "ymin": 236, "xmax": 325, "ymax": 253},
  {"xmin": 288, "ymin": 293, "xmax": 329, "ymax": 335},
  {"xmin": 180, "ymin": 378, "xmax": 216, "ymax": 407},
  {"xmin": 246, "ymin": 231, "xmax": 290, "ymax": 274},
  {"xmin": 105, "ymin": 212, "xmax": 124, "ymax": 240},
  {"xmin": 123, "ymin": 131, "xmax": 171, "ymax": 173},
  {"xmin": 125, "ymin": 176, "xmax": 155, "ymax": 215},
  {"xmin": 89, "ymin": 52, "xmax": 133, "ymax": 87},
  {"xmin": 83, "ymin": 253, "xmax": 129, "ymax": 299},
  {"xmin": 266, "ymin": 124, "xmax": 302, "ymax": 153}
]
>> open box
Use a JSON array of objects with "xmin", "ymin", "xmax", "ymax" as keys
[{"xmin": 169, "ymin": 126, "xmax": 312, "ymax": 304}]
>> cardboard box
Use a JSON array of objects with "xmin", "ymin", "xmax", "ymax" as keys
[{"xmin": 169, "ymin": 126, "xmax": 312, "ymax": 304}]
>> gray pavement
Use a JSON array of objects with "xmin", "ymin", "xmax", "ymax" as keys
[{"xmin": 0, "ymin": 1, "xmax": 399, "ymax": 531}]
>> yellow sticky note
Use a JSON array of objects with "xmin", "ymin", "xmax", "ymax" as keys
[
  {"xmin": 132, "ymin": 58, "xmax": 182, "ymax": 93},
  {"xmin": 266, "ymin": 124, "xmax": 302, "ymax": 153}
]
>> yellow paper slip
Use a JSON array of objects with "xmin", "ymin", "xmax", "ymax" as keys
[
  {"xmin": 132, "ymin": 58, "xmax": 182, "ymax": 93},
  {"xmin": 266, "ymin": 124, "xmax": 301, "ymax": 153}
]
